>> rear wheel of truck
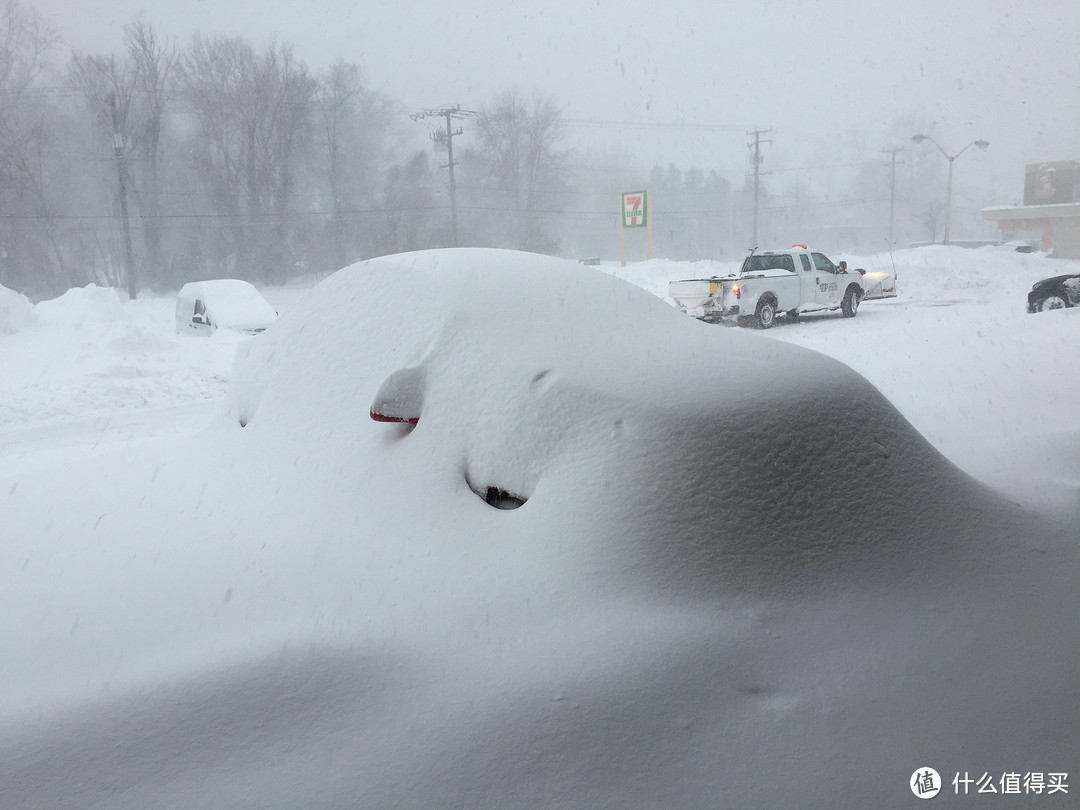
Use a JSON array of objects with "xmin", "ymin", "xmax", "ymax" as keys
[
  {"xmin": 754, "ymin": 297, "xmax": 777, "ymax": 329},
  {"xmin": 841, "ymin": 286, "xmax": 861, "ymax": 318}
]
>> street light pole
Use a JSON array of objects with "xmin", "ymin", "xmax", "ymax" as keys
[{"xmin": 912, "ymin": 134, "xmax": 989, "ymax": 246}]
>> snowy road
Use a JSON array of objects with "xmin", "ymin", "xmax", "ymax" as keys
[{"xmin": 0, "ymin": 401, "xmax": 219, "ymax": 479}]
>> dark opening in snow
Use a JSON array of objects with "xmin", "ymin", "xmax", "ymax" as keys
[
  {"xmin": 465, "ymin": 474, "xmax": 528, "ymax": 509},
  {"xmin": 482, "ymin": 486, "xmax": 527, "ymax": 509}
]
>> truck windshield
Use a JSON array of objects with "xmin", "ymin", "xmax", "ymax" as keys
[{"xmin": 743, "ymin": 254, "xmax": 796, "ymax": 274}]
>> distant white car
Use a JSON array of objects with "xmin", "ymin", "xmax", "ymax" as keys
[{"xmin": 175, "ymin": 279, "xmax": 277, "ymax": 336}]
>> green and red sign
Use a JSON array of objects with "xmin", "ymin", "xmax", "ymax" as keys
[{"xmin": 621, "ymin": 191, "xmax": 648, "ymax": 228}]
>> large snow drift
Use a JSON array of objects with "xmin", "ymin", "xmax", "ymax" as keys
[
  {"xmin": 0, "ymin": 284, "xmax": 37, "ymax": 334},
  {"xmin": 2, "ymin": 249, "xmax": 1077, "ymax": 807}
]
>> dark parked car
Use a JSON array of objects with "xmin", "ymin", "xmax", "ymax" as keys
[{"xmin": 1027, "ymin": 273, "xmax": 1080, "ymax": 312}]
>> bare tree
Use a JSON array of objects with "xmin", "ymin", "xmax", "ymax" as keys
[
  {"xmin": 380, "ymin": 151, "xmax": 435, "ymax": 255},
  {"xmin": 181, "ymin": 34, "xmax": 252, "ymax": 277},
  {"xmin": 467, "ymin": 90, "xmax": 567, "ymax": 253},
  {"xmin": 124, "ymin": 20, "xmax": 177, "ymax": 286},
  {"xmin": 0, "ymin": 0, "xmax": 54, "ymax": 92},
  {"xmin": 317, "ymin": 61, "xmax": 357, "ymax": 268},
  {"xmin": 67, "ymin": 20, "xmax": 178, "ymax": 293},
  {"xmin": 316, "ymin": 60, "xmax": 393, "ymax": 269},
  {"xmin": 0, "ymin": 0, "xmax": 63, "ymax": 295},
  {"xmin": 181, "ymin": 35, "xmax": 316, "ymax": 282},
  {"xmin": 68, "ymin": 51, "xmax": 139, "ymax": 290}
]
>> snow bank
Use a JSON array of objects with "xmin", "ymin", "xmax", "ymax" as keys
[
  {"xmin": 0, "ymin": 284, "xmax": 250, "ymax": 425},
  {"xmin": 2, "ymin": 249, "xmax": 1076, "ymax": 808},
  {"xmin": 603, "ymin": 256, "xmax": 736, "ymax": 300},
  {"xmin": 755, "ymin": 246, "xmax": 1080, "ymax": 514},
  {"xmin": 593, "ymin": 246, "xmax": 1080, "ymax": 514},
  {"xmin": 35, "ymin": 283, "xmax": 132, "ymax": 326},
  {"xmin": 0, "ymin": 283, "xmax": 37, "ymax": 334}
]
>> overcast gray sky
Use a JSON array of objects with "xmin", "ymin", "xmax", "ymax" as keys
[{"xmin": 31, "ymin": 0, "xmax": 1080, "ymax": 203}]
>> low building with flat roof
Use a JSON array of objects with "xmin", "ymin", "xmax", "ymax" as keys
[{"xmin": 982, "ymin": 161, "xmax": 1080, "ymax": 258}]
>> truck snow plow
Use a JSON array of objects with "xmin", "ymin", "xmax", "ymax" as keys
[{"xmin": 860, "ymin": 269, "xmax": 898, "ymax": 300}]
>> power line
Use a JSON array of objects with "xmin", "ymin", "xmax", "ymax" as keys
[{"xmin": 559, "ymin": 118, "xmax": 751, "ymax": 132}]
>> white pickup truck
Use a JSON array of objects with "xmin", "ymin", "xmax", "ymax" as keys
[{"xmin": 669, "ymin": 246, "xmax": 866, "ymax": 329}]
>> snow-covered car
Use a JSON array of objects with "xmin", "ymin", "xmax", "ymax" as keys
[
  {"xmin": 3, "ymin": 249, "xmax": 1078, "ymax": 808},
  {"xmin": 1026, "ymin": 273, "xmax": 1080, "ymax": 312},
  {"xmin": 175, "ymin": 279, "xmax": 277, "ymax": 335},
  {"xmin": 998, "ymin": 240, "xmax": 1036, "ymax": 253}
]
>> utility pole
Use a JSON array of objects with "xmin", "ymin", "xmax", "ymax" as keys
[
  {"xmin": 106, "ymin": 93, "xmax": 137, "ymax": 300},
  {"xmin": 882, "ymin": 146, "xmax": 903, "ymax": 250},
  {"xmin": 411, "ymin": 105, "xmax": 479, "ymax": 248},
  {"xmin": 746, "ymin": 128, "xmax": 772, "ymax": 247}
]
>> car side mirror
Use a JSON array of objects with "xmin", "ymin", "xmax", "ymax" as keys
[
  {"xmin": 838, "ymin": 260, "xmax": 847, "ymax": 271},
  {"xmin": 193, "ymin": 315, "xmax": 207, "ymax": 325}
]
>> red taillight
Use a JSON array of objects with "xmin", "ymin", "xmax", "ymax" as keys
[
  {"xmin": 732, "ymin": 284, "xmax": 740, "ymax": 299},
  {"xmin": 370, "ymin": 408, "xmax": 419, "ymax": 424}
]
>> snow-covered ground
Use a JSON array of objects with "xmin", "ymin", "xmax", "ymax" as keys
[
  {"xmin": 1, "ymin": 247, "xmax": 1077, "ymax": 807},
  {"xmin": 0, "ymin": 283, "xmax": 310, "ymax": 478},
  {"xmin": 613, "ymin": 245, "xmax": 1080, "ymax": 516}
]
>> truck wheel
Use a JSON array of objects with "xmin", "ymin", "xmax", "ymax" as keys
[
  {"xmin": 841, "ymin": 286, "xmax": 861, "ymax": 318},
  {"xmin": 754, "ymin": 297, "xmax": 777, "ymax": 329}
]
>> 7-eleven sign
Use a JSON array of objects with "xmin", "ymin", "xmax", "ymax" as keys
[{"xmin": 621, "ymin": 190, "xmax": 648, "ymax": 228}]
